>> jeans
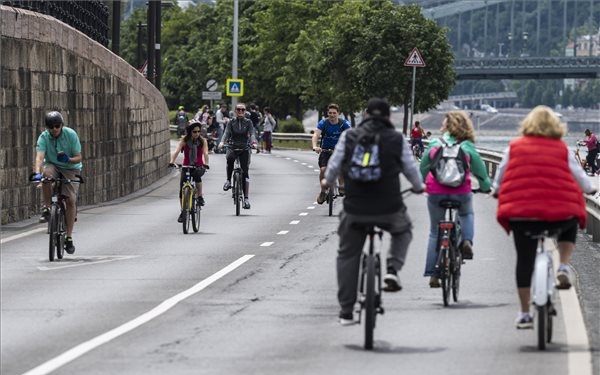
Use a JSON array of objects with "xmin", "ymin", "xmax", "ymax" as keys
[{"xmin": 424, "ymin": 193, "xmax": 474, "ymax": 276}]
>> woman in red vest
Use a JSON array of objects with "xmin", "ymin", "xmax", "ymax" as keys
[{"xmin": 492, "ymin": 105, "xmax": 596, "ymax": 329}]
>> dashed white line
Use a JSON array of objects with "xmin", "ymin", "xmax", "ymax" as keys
[
  {"xmin": 313, "ymin": 169, "xmax": 320, "ymax": 172},
  {"xmin": 308, "ymin": 165, "xmax": 314, "ymax": 168},
  {"xmin": 20, "ymin": 255, "xmax": 255, "ymax": 375},
  {"xmin": 307, "ymin": 206, "xmax": 315, "ymax": 210},
  {"xmin": 277, "ymin": 230, "xmax": 289, "ymax": 235},
  {"xmin": 299, "ymin": 212, "xmax": 308, "ymax": 216},
  {"xmin": 301, "ymin": 162, "xmax": 307, "ymax": 165},
  {"xmin": 290, "ymin": 220, "xmax": 300, "ymax": 225},
  {"xmin": 1, "ymin": 227, "xmax": 46, "ymax": 244},
  {"xmin": 293, "ymin": 160, "xmax": 299, "ymax": 163},
  {"xmin": 260, "ymin": 242, "xmax": 274, "ymax": 247}
]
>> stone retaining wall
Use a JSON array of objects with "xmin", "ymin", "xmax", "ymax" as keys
[{"xmin": 0, "ymin": 6, "xmax": 170, "ymax": 224}]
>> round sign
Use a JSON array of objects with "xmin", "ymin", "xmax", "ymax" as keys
[{"xmin": 206, "ymin": 79, "xmax": 218, "ymax": 92}]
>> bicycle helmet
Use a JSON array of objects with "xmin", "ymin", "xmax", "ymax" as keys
[{"xmin": 45, "ymin": 111, "xmax": 64, "ymax": 128}]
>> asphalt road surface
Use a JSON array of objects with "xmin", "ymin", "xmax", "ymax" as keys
[{"xmin": 1, "ymin": 147, "xmax": 597, "ymax": 375}]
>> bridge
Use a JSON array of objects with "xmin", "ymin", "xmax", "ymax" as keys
[{"xmin": 454, "ymin": 56, "xmax": 600, "ymax": 80}]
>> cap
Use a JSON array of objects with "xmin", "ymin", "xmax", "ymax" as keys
[{"xmin": 366, "ymin": 97, "xmax": 390, "ymax": 118}]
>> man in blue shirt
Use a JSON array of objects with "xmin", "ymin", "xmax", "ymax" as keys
[
  {"xmin": 33, "ymin": 111, "xmax": 82, "ymax": 254},
  {"xmin": 311, "ymin": 103, "xmax": 351, "ymax": 204}
]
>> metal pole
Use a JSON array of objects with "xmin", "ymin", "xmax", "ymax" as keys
[
  {"xmin": 155, "ymin": 2, "xmax": 161, "ymax": 90},
  {"xmin": 147, "ymin": 1, "xmax": 156, "ymax": 84},
  {"xmin": 231, "ymin": 0, "xmax": 239, "ymax": 108},
  {"xmin": 137, "ymin": 22, "xmax": 143, "ymax": 69},
  {"xmin": 409, "ymin": 66, "xmax": 416, "ymax": 136},
  {"xmin": 111, "ymin": 1, "xmax": 121, "ymax": 55}
]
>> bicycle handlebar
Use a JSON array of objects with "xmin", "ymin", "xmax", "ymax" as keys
[{"xmin": 29, "ymin": 173, "xmax": 84, "ymax": 184}]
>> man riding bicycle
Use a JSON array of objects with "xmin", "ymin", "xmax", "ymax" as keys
[
  {"xmin": 32, "ymin": 111, "xmax": 82, "ymax": 254},
  {"xmin": 321, "ymin": 98, "xmax": 424, "ymax": 325},
  {"xmin": 218, "ymin": 103, "xmax": 257, "ymax": 209},
  {"xmin": 410, "ymin": 120, "xmax": 426, "ymax": 156},
  {"xmin": 312, "ymin": 103, "xmax": 351, "ymax": 204}
]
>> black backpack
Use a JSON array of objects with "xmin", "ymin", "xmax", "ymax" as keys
[
  {"xmin": 429, "ymin": 138, "xmax": 469, "ymax": 188},
  {"xmin": 344, "ymin": 126, "xmax": 382, "ymax": 183}
]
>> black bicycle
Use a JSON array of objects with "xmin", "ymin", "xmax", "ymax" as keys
[
  {"xmin": 225, "ymin": 145, "xmax": 252, "ymax": 216},
  {"xmin": 434, "ymin": 199, "xmax": 463, "ymax": 307},
  {"xmin": 326, "ymin": 183, "xmax": 337, "ymax": 217},
  {"xmin": 30, "ymin": 173, "xmax": 83, "ymax": 261}
]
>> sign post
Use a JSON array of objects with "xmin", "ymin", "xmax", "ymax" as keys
[{"xmin": 404, "ymin": 47, "xmax": 426, "ymax": 135}]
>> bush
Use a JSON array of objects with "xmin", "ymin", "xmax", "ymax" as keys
[{"xmin": 277, "ymin": 118, "xmax": 305, "ymax": 133}]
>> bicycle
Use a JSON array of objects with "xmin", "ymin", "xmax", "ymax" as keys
[
  {"xmin": 434, "ymin": 198, "xmax": 464, "ymax": 307},
  {"xmin": 411, "ymin": 142, "xmax": 423, "ymax": 161},
  {"xmin": 30, "ymin": 173, "xmax": 83, "ymax": 262},
  {"xmin": 174, "ymin": 164, "xmax": 206, "ymax": 234},
  {"xmin": 355, "ymin": 188, "xmax": 413, "ymax": 350},
  {"xmin": 527, "ymin": 228, "xmax": 560, "ymax": 350},
  {"xmin": 225, "ymin": 145, "xmax": 251, "ymax": 216},
  {"xmin": 325, "ymin": 182, "xmax": 337, "ymax": 217}
]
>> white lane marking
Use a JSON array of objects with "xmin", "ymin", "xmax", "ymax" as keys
[
  {"xmin": 299, "ymin": 212, "xmax": 308, "ymax": 216},
  {"xmin": 1, "ymin": 227, "xmax": 46, "ymax": 244},
  {"xmin": 289, "ymin": 220, "xmax": 300, "ymax": 225},
  {"xmin": 277, "ymin": 231, "xmax": 289, "ymax": 235},
  {"xmin": 548, "ymin": 246, "xmax": 593, "ymax": 375},
  {"xmin": 285, "ymin": 157, "xmax": 291, "ymax": 160},
  {"xmin": 20, "ymin": 255, "xmax": 255, "ymax": 375},
  {"xmin": 260, "ymin": 242, "xmax": 274, "ymax": 247},
  {"xmin": 308, "ymin": 165, "xmax": 314, "ymax": 168},
  {"xmin": 313, "ymin": 169, "xmax": 320, "ymax": 172},
  {"xmin": 301, "ymin": 162, "xmax": 307, "ymax": 165},
  {"xmin": 307, "ymin": 206, "xmax": 315, "ymax": 210},
  {"xmin": 37, "ymin": 256, "xmax": 139, "ymax": 271},
  {"xmin": 293, "ymin": 160, "xmax": 299, "ymax": 163}
]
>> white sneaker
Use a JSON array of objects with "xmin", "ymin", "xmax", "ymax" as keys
[
  {"xmin": 515, "ymin": 313, "xmax": 533, "ymax": 329},
  {"xmin": 556, "ymin": 265, "xmax": 572, "ymax": 289}
]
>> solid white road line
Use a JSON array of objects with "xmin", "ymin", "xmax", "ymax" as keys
[
  {"xmin": 1, "ymin": 227, "xmax": 46, "ymax": 244},
  {"xmin": 20, "ymin": 254, "xmax": 255, "ymax": 375}
]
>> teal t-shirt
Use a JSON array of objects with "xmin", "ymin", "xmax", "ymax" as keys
[{"xmin": 36, "ymin": 126, "xmax": 82, "ymax": 170}]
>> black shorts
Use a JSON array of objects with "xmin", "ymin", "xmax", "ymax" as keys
[{"xmin": 318, "ymin": 150, "xmax": 334, "ymax": 168}]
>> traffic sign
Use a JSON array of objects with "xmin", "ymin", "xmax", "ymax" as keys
[
  {"xmin": 202, "ymin": 91, "xmax": 222, "ymax": 100},
  {"xmin": 206, "ymin": 79, "xmax": 218, "ymax": 92},
  {"xmin": 226, "ymin": 78, "xmax": 244, "ymax": 97},
  {"xmin": 404, "ymin": 47, "xmax": 426, "ymax": 67}
]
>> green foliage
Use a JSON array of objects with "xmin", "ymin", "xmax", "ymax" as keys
[{"xmin": 277, "ymin": 118, "xmax": 305, "ymax": 133}]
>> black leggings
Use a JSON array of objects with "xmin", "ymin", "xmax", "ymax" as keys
[
  {"xmin": 226, "ymin": 149, "xmax": 250, "ymax": 196},
  {"xmin": 509, "ymin": 219, "xmax": 577, "ymax": 288}
]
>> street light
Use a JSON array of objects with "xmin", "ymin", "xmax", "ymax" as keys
[
  {"xmin": 507, "ymin": 32, "xmax": 512, "ymax": 57},
  {"xmin": 521, "ymin": 31, "xmax": 529, "ymax": 57},
  {"xmin": 498, "ymin": 42, "xmax": 504, "ymax": 57}
]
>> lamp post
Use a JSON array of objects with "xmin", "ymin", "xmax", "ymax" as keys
[
  {"xmin": 521, "ymin": 31, "xmax": 529, "ymax": 57},
  {"xmin": 498, "ymin": 42, "xmax": 504, "ymax": 57},
  {"xmin": 507, "ymin": 32, "xmax": 513, "ymax": 57},
  {"xmin": 136, "ymin": 22, "xmax": 147, "ymax": 70}
]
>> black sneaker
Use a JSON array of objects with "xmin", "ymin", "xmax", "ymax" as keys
[
  {"xmin": 197, "ymin": 196, "xmax": 205, "ymax": 206},
  {"xmin": 338, "ymin": 185, "xmax": 345, "ymax": 197},
  {"xmin": 383, "ymin": 267, "xmax": 402, "ymax": 292},
  {"xmin": 177, "ymin": 212, "xmax": 185, "ymax": 223},
  {"xmin": 223, "ymin": 180, "xmax": 231, "ymax": 191},
  {"xmin": 65, "ymin": 237, "xmax": 75, "ymax": 254},
  {"xmin": 39, "ymin": 206, "xmax": 50, "ymax": 223},
  {"xmin": 515, "ymin": 314, "xmax": 533, "ymax": 329},
  {"xmin": 461, "ymin": 240, "xmax": 473, "ymax": 260},
  {"xmin": 339, "ymin": 312, "xmax": 355, "ymax": 326},
  {"xmin": 243, "ymin": 198, "xmax": 251, "ymax": 209}
]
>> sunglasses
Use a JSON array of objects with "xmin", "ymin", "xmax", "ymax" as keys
[
  {"xmin": 236, "ymin": 108, "xmax": 246, "ymax": 112},
  {"xmin": 192, "ymin": 130, "xmax": 201, "ymax": 133},
  {"xmin": 47, "ymin": 124, "xmax": 61, "ymax": 129}
]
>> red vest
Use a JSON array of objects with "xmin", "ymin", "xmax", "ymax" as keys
[{"xmin": 496, "ymin": 136, "xmax": 587, "ymax": 232}]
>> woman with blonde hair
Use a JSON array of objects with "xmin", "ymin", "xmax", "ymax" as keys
[
  {"xmin": 420, "ymin": 111, "xmax": 491, "ymax": 287},
  {"xmin": 492, "ymin": 105, "xmax": 595, "ymax": 329}
]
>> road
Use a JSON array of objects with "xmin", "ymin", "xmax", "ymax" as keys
[{"xmin": 1, "ymin": 147, "xmax": 596, "ymax": 375}]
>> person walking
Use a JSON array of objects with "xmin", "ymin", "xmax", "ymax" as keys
[
  {"xmin": 32, "ymin": 111, "xmax": 83, "ymax": 254},
  {"xmin": 321, "ymin": 98, "xmax": 424, "ymax": 325},
  {"xmin": 582, "ymin": 128, "xmax": 598, "ymax": 175},
  {"xmin": 261, "ymin": 107, "xmax": 276, "ymax": 153}
]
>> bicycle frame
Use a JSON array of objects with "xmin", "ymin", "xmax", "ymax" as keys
[
  {"xmin": 177, "ymin": 165, "xmax": 202, "ymax": 234},
  {"xmin": 435, "ymin": 200, "xmax": 463, "ymax": 306}
]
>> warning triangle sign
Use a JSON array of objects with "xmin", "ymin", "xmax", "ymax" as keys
[{"xmin": 404, "ymin": 47, "xmax": 426, "ymax": 67}]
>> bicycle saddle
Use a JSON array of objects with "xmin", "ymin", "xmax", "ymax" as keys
[{"xmin": 439, "ymin": 200, "xmax": 461, "ymax": 209}]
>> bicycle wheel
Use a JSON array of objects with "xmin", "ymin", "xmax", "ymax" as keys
[
  {"xmin": 537, "ymin": 304, "xmax": 548, "ymax": 350},
  {"xmin": 234, "ymin": 172, "xmax": 241, "ymax": 216},
  {"xmin": 441, "ymin": 249, "xmax": 450, "ymax": 307},
  {"xmin": 547, "ymin": 304, "xmax": 553, "ymax": 343},
  {"xmin": 364, "ymin": 254, "xmax": 376, "ymax": 350},
  {"xmin": 192, "ymin": 196, "xmax": 201, "ymax": 232},
  {"xmin": 182, "ymin": 186, "xmax": 192, "ymax": 234},
  {"xmin": 48, "ymin": 205, "xmax": 58, "ymax": 262},
  {"xmin": 452, "ymin": 248, "xmax": 462, "ymax": 302},
  {"xmin": 56, "ymin": 207, "xmax": 66, "ymax": 260},
  {"xmin": 328, "ymin": 188, "xmax": 334, "ymax": 217}
]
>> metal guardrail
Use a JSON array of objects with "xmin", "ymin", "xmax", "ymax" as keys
[{"xmin": 172, "ymin": 128, "xmax": 600, "ymax": 241}]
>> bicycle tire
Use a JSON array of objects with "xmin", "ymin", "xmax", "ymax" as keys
[
  {"xmin": 56, "ymin": 207, "xmax": 65, "ymax": 259},
  {"xmin": 537, "ymin": 304, "xmax": 548, "ymax": 350},
  {"xmin": 452, "ymin": 248, "xmax": 462, "ymax": 302},
  {"xmin": 234, "ymin": 172, "xmax": 241, "ymax": 216},
  {"xmin": 328, "ymin": 188, "xmax": 334, "ymax": 217},
  {"xmin": 182, "ymin": 186, "xmax": 192, "ymax": 234},
  {"xmin": 364, "ymin": 254, "xmax": 376, "ymax": 350},
  {"xmin": 441, "ymin": 249, "xmax": 450, "ymax": 307},
  {"xmin": 547, "ymin": 303, "xmax": 553, "ymax": 343},
  {"xmin": 192, "ymin": 196, "xmax": 201, "ymax": 232},
  {"xmin": 48, "ymin": 205, "xmax": 58, "ymax": 262}
]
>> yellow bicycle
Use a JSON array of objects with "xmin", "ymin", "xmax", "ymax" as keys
[{"xmin": 176, "ymin": 164, "xmax": 206, "ymax": 234}]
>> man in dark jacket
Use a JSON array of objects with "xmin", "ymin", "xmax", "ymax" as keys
[{"xmin": 321, "ymin": 97, "xmax": 424, "ymax": 325}]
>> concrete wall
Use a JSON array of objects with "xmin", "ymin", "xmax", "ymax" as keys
[{"xmin": 0, "ymin": 6, "xmax": 170, "ymax": 224}]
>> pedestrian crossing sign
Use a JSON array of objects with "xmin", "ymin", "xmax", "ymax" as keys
[
  {"xmin": 226, "ymin": 79, "xmax": 244, "ymax": 97},
  {"xmin": 404, "ymin": 47, "xmax": 426, "ymax": 67}
]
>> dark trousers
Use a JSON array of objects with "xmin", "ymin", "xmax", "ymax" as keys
[{"xmin": 586, "ymin": 148, "xmax": 598, "ymax": 174}]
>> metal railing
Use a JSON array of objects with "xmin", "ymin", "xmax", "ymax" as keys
[{"xmin": 2, "ymin": 0, "xmax": 109, "ymax": 47}]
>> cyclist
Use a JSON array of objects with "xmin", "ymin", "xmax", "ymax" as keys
[
  {"xmin": 218, "ymin": 103, "xmax": 257, "ymax": 209},
  {"xmin": 580, "ymin": 128, "xmax": 598, "ymax": 176},
  {"xmin": 32, "ymin": 111, "xmax": 82, "ymax": 254},
  {"xmin": 312, "ymin": 103, "xmax": 351, "ymax": 204},
  {"xmin": 410, "ymin": 120, "xmax": 426, "ymax": 156},
  {"xmin": 419, "ymin": 111, "xmax": 491, "ymax": 288},
  {"xmin": 175, "ymin": 106, "xmax": 188, "ymax": 137},
  {"xmin": 321, "ymin": 98, "xmax": 424, "ymax": 325},
  {"xmin": 169, "ymin": 121, "xmax": 209, "ymax": 223},
  {"xmin": 492, "ymin": 106, "xmax": 595, "ymax": 329}
]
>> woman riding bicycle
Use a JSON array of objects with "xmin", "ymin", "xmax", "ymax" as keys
[
  {"xmin": 218, "ymin": 103, "xmax": 257, "ymax": 210},
  {"xmin": 169, "ymin": 121, "xmax": 209, "ymax": 223},
  {"xmin": 492, "ymin": 105, "xmax": 595, "ymax": 329},
  {"xmin": 419, "ymin": 111, "xmax": 491, "ymax": 288}
]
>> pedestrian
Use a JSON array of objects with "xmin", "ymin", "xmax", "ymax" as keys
[
  {"xmin": 215, "ymin": 103, "xmax": 231, "ymax": 146},
  {"xmin": 32, "ymin": 111, "xmax": 83, "ymax": 254},
  {"xmin": 321, "ymin": 98, "xmax": 424, "ymax": 325},
  {"xmin": 492, "ymin": 105, "xmax": 596, "ymax": 328},
  {"xmin": 175, "ymin": 106, "xmax": 188, "ymax": 137},
  {"xmin": 581, "ymin": 128, "xmax": 598, "ymax": 175},
  {"xmin": 262, "ymin": 107, "xmax": 276, "ymax": 153}
]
